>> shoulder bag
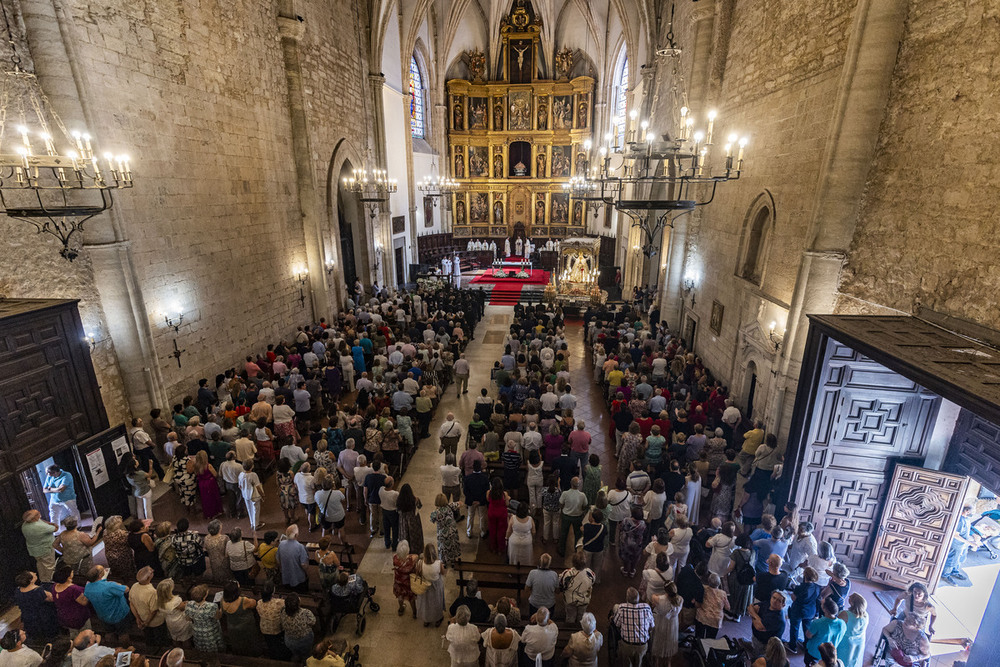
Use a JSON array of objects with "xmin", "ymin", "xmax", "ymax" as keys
[{"xmin": 409, "ymin": 557, "xmax": 431, "ymax": 595}]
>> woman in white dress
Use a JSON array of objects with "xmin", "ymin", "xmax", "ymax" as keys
[
  {"xmin": 506, "ymin": 502, "xmax": 535, "ymax": 566},
  {"xmin": 482, "ymin": 614, "xmax": 520, "ymax": 667},
  {"xmin": 667, "ymin": 515, "xmax": 693, "ymax": 571},
  {"xmin": 415, "ymin": 543, "xmax": 446, "ymax": 627},
  {"xmin": 650, "ymin": 582, "xmax": 683, "ymax": 666},
  {"xmin": 684, "ymin": 464, "xmax": 703, "ymax": 527},
  {"xmin": 445, "ymin": 605, "xmax": 482, "ymax": 667},
  {"xmin": 157, "ymin": 578, "xmax": 194, "ymax": 642},
  {"xmin": 706, "ymin": 521, "xmax": 738, "ymax": 579},
  {"xmin": 642, "ymin": 551, "xmax": 675, "ymax": 602}
]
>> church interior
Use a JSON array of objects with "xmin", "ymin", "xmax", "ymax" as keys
[{"xmin": 1, "ymin": 0, "xmax": 999, "ymax": 665}]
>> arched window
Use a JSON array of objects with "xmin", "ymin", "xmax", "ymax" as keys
[
  {"xmin": 409, "ymin": 57, "xmax": 425, "ymax": 139},
  {"xmin": 612, "ymin": 49, "xmax": 629, "ymax": 147},
  {"xmin": 738, "ymin": 193, "xmax": 775, "ymax": 285}
]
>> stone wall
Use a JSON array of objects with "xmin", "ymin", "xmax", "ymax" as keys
[
  {"xmin": 656, "ymin": 0, "xmax": 858, "ymax": 405},
  {"xmin": 0, "ymin": 0, "xmax": 373, "ymax": 417},
  {"xmin": 840, "ymin": 1, "xmax": 1000, "ymax": 329}
]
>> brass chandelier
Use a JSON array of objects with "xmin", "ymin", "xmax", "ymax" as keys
[
  {"xmin": 343, "ymin": 166, "xmax": 397, "ymax": 218},
  {"xmin": 0, "ymin": 1, "xmax": 133, "ymax": 261},
  {"xmin": 574, "ymin": 4, "xmax": 749, "ymax": 257}
]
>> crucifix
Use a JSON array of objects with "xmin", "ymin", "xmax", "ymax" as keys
[{"xmin": 514, "ymin": 44, "xmax": 529, "ymax": 73}]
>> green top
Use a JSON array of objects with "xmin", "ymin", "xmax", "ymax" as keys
[{"xmin": 22, "ymin": 519, "xmax": 55, "ymax": 557}]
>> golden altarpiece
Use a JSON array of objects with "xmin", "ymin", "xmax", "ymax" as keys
[{"xmin": 447, "ymin": 2, "xmax": 594, "ymax": 244}]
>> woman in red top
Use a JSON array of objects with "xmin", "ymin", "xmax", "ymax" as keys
[
  {"xmin": 486, "ymin": 478, "xmax": 510, "ymax": 554},
  {"xmin": 392, "ymin": 540, "xmax": 418, "ymax": 618}
]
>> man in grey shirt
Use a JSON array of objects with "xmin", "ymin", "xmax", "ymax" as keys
[
  {"xmin": 219, "ymin": 451, "xmax": 245, "ymax": 518},
  {"xmin": 558, "ymin": 477, "xmax": 589, "ymax": 557},
  {"xmin": 525, "ymin": 553, "xmax": 559, "ymax": 615}
]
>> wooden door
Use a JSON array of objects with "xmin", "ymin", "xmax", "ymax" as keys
[{"xmin": 866, "ymin": 464, "xmax": 968, "ymax": 594}]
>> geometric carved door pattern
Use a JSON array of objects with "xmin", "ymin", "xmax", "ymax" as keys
[
  {"xmin": 795, "ymin": 340, "xmax": 941, "ymax": 572},
  {"xmin": 945, "ymin": 409, "xmax": 1000, "ymax": 495},
  {"xmin": 866, "ymin": 464, "xmax": 968, "ymax": 595}
]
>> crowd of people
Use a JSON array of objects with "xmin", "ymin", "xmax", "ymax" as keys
[{"xmin": 7, "ymin": 284, "xmax": 944, "ymax": 667}]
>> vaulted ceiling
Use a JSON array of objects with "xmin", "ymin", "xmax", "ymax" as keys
[{"xmin": 370, "ymin": 0, "xmax": 662, "ymax": 92}]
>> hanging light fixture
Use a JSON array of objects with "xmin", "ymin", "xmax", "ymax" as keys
[
  {"xmin": 0, "ymin": 2, "xmax": 133, "ymax": 261},
  {"xmin": 582, "ymin": 3, "xmax": 749, "ymax": 257},
  {"xmin": 417, "ymin": 162, "xmax": 458, "ymax": 205},
  {"xmin": 342, "ymin": 165, "xmax": 397, "ymax": 218}
]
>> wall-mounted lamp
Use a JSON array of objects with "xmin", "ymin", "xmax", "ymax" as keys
[
  {"xmin": 324, "ymin": 259, "xmax": 336, "ymax": 275},
  {"xmin": 768, "ymin": 321, "xmax": 784, "ymax": 352},
  {"xmin": 294, "ymin": 266, "xmax": 309, "ymax": 307},
  {"xmin": 84, "ymin": 331, "xmax": 100, "ymax": 351},
  {"xmin": 163, "ymin": 304, "xmax": 184, "ymax": 333}
]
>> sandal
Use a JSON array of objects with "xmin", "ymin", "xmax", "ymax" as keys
[{"xmin": 398, "ymin": 607, "xmax": 405, "ymax": 616}]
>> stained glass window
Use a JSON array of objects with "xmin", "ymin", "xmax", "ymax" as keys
[
  {"xmin": 410, "ymin": 57, "xmax": 425, "ymax": 139},
  {"xmin": 613, "ymin": 52, "xmax": 628, "ymax": 147}
]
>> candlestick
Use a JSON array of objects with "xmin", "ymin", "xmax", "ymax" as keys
[{"xmin": 737, "ymin": 137, "xmax": 748, "ymax": 165}]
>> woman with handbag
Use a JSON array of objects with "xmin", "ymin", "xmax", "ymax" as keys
[{"xmin": 414, "ymin": 543, "xmax": 446, "ymax": 627}]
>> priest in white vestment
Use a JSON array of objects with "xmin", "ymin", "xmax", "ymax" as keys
[{"xmin": 452, "ymin": 255, "xmax": 462, "ymax": 287}]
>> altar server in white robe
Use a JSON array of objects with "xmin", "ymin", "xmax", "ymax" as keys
[
  {"xmin": 452, "ymin": 254, "xmax": 462, "ymax": 287},
  {"xmin": 515, "ymin": 236, "xmax": 523, "ymax": 256},
  {"xmin": 505, "ymin": 237, "xmax": 512, "ymax": 257},
  {"xmin": 441, "ymin": 255, "xmax": 451, "ymax": 277}
]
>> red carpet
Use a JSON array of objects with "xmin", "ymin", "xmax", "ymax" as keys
[
  {"xmin": 470, "ymin": 268, "xmax": 550, "ymax": 286},
  {"xmin": 488, "ymin": 283, "xmax": 523, "ymax": 305}
]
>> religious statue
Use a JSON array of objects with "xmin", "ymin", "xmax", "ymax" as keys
[
  {"xmin": 494, "ymin": 201, "xmax": 503, "ymax": 225},
  {"xmin": 552, "ymin": 97, "xmax": 571, "ymax": 130},
  {"xmin": 467, "ymin": 48, "xmax": 486, "ymax": 82},
  {"xmin": 456, "ymin": 200, "xmax": 466, "ymax": 224},
  {"xmin": 510, "ymin": 93, "xmax": 531, "ymax": 130},
  {"xmin": 493, "ymin": 99, "xmax": 504, "ymax": 130},
  {"xmin": 536, "ymin": 152, "xmax": 546, "ymax": 178},
  {"xmin": 555, "ymin": 47, "xmax": 574, "ymax": 80},
  {"xmin": 575, "ymin": 152, "xmax": 587, "ymax": 176},
  {"xmin": 535, "ymin": 198, "xmax": 545, "ymax": 225},
  {"xmin": 573, "ymin": 200, "xmax": 583, "ymax": 225},
  {"xmin": 515, "ymin": 236, "xmax": 524, "ymax": 256},
  {"xmin": 505, "ymin": 237, "xmax": 512, "ymax": 257},
  {"xmin": 454, "ymin": 153, "xmax": 465, "ymax": 178},
  {"xmin": 536, "ymin": 100, "xmax": 548, "ymax": 130},
  {"xmin": 453, "ymin": 101, "xmax": 464, "ymax": 129},
  {"xmin": 493, "ymin": 154, "xmax": 503, "ymax": 178},
  {"xmin": 577, "ymin": 102, "xmax": 589, "ymax": 128}
]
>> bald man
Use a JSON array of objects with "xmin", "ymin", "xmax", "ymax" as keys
[{"xmin": 438, "ymin": 412, "xmax": 464, "ymax": 458}]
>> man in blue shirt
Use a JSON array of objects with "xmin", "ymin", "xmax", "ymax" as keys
[
  {"xmin": 278, "ymin": 525, "xmax": 309, "ymax": 592},
  {"xmin": 43, "ymin": 464, "xmax": 80, "ymax": 527},
  {"xmin": 942, "ymin": 504, "xmax": 977, "ymax": 584},
  {"xmin": 753, "ymin": 527, "xmax": 789, "ymax": 572},
  {"xmin": 84, "ymin": 566, "xmax": 132, "ymax": 631}
]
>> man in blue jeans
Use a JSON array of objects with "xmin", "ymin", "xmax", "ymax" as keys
[{"xmin": 942, "ymin": 504, "xmax": 978, "ymax": 585}]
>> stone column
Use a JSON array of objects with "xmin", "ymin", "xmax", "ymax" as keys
[
  {"xmin": 276, "ymin": 10, "xmax": 331, "ymax": 320},
  {"xmin": 771, "ymin": 0, "xmax": 908, "ymax": 439},
  {"xmin": 686, "ymin": 2, "xmax": 717, "ymax": 111},
  {"xmin": 21, "ymin": 0, "xmax": 167, "ymax": 418},
  {"xmin": 368, "ymin": 72, "xmax": 393, "ymax": 288},
  {"xmin": 432, "ymin": 102, "xmax": 450, "ymax": 232}
]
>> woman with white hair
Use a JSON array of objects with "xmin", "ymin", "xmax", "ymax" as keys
[
  {"xmin": 561, "ymin": 612, "xmax": 603, "ymax": 667},
  {"xmin": 481, "ymin": 613, "xmax": 520, "ymax": 667},
  {"xmin": 392, "ymin": 540, "xmax": 418, "ymax": 618},
  {"xmin": 445, "ymin": 605, "xmax": 482, "ymax": 667},
  {"xmin": 415, "ymin": 543, "xmax": 446, "ymax": 627}
]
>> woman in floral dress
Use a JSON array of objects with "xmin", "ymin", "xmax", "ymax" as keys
[
  {"xmin": 392, "ymin": 540, "xmax": 418, "ymax": 618},
  {"xmin": 618, "ymin": 507, "xmax": 647, "ymax": 578},
  {"xmin": 276, "ymin": 458, "xmax": 298, "ymax": 525},
  {"xmin": 171, "ymin": 443, "xmax": 197, "ymax": 511},
  {"xmin": 185, "ymin": 584, "xmax": 224, "ymax": 652},
  {"xmin": 103, "ymin": 516, "xmax": 135, "ymax": 579},
  {"xmin": 429, "ymin": 493, "xmax": 461, "ymax": 566}
]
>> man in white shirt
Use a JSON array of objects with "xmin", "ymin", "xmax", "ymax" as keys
[
  {"xmin": 337, "ymin": 438, "xmax": 360, "ymax": 510},
  {"xmin": 353, "ymin": 455, "xmax": 373, "ymax": 526},
  {"xmin": 559, "ymin": 386, "xmax": 577, "ymax": 411},
  {"xmin": 453, "ymin": 353, "xmax": 471, "ymax": 397},
  {"xmin": 522, "ymin": 422, "xmax": 543, "ymax": 455},
  {"xmin": 540, "ymin": 385, "xmax": 559, "ymax": 417},
  {"xmin": 378, "ymin": 477, "xmax": 400, "ymax": 549},
  {"xmin": 521, "ymin": 607, "xmax": 559, "ymax": 665},
  {"xmin": 234, "ymin": 435, "xmax": 257, "ymax": 463},
  {"xmin": 71, "ymin": 629, "xmax": 114, "ymax": 667},
  {"xmin": 722, "ymin": 399, "xmax": 742, "ymax": 445},
  {"xmin": 355, "ymin": 372, "xmax": 374, "ymax": 394},
  {"xmin": 438, "ymin": 412, "xmax": 464, "ymax": 457},
  {"xmin": 129, "ymin": 566, "xmax": 167, "ymax": 643},
  {"xmin": 279, "ymin": 441, "xmax": 308, "ymax": 465},
  {"xmin": 294, "ymin": 463, "xmax": 317, "ymax": 532},
  {"xmin": 238, "ymin": 460, "xmax": 264, "ymax": 530},
  {"xmin": 388, "ymin": 345, "xmax": 404, "ymax": 367}
]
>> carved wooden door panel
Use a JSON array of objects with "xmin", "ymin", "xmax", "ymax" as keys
[
  {"xmin": 867, "ymin": 464, "xmax": 968, "ymax": 594},
  {"xmin": 945, "ymin": 409, "xmax": 1000, "ymax": 493},
  {"xmin": 796, "ymin": 340, "xmax": 941, "ymax": 571}
]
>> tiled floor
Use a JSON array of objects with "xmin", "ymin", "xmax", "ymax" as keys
[{"xmin": 134, "ymin": 310, "xmax": 978, "ymax": 666}]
